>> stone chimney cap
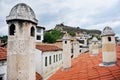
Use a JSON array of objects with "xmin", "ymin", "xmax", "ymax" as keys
[
  {"xmin": 101, "ymin": 26, "xmax": 115, "ymax": 36},
  {"xmin": 63, "ymin": 32, "xmax": 71, "ymax": 40},
  {"xmin": 6, "ymin": 3, "xmax": 38, "ymax": 24},
  {"xmin": 92, "ymin": 37, "xmax": 98, "ymax": 42}
]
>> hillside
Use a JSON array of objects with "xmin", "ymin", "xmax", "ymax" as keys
[
  {"xmin": 44, "ymin": 23, "xmax": 102, "ymax": 43},
  {"xmin": 54, "ymin": 23, "xmax": 101, "ymax": 35}
]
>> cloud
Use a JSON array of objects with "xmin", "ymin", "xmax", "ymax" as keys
[
  {"xmin": 85, "ymin": 20, "xmax": 120, "ymax": 37},
  {"xmin": 0, "ymin": 24, "xmax": 8, "ymax": 36},
  {"xmin": 0, "ymin": 0, "xmax": 120, "ymax": 35}
]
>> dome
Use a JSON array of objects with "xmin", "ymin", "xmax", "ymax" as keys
[
  {"xmin": 63, "ymin": 32, "xmax": 71, "ymax": 40},
  {"xmin": 101, "ymin": 26, "xmax": 115, "ymax": 36},
  {"xmin": 6, "ymin": 3, "xmax": 38, "ymax": 24},
  {"xmin": 92, "ymin": 37, "xmax": 98, "ymax": 42}
]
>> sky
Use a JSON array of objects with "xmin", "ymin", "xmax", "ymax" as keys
[{"xmin": 0, "ymin": 0, "xmax": 120, "ymax": 36}]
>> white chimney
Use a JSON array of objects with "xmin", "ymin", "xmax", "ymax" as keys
[
  {"xmin": 99, "ymin": 26, "xmax": 116, "ymax": 66},
  {"xmin": 62, "ymin": 33, "xmax": 71, "ymax": 70},
  {"xmin": 91, "ymin": 37, "xmax": 99, "ymax": 56},
  {"xmin": 73, "ymin": 39, "xmax": 79, "ymax": 58}
]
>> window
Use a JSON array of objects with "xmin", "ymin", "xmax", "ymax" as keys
[
  {"xmin": 108, "ymin": 37, "xmax": 111, "ymax": 42},
  {"xmin": 9, "ymin": 24, "xmax": 15, "ymax": 35},
  {"xmin": 56, "ymin": 54, "xmax": 58, "ymax": 62},
  {"xmin": 36, "ymin": 35, "xmax": 41, "ymax": 40},
  {"xmin": 49, "ymin": 56, "xmax": 51, "ymax": 65},
  {"xmin": 54, "ymin": 55, "xmax": 55, "ymax": 63},
  {"xmin": 71, "ymin": 49, "xmax": 73, "ymax": 53},
  {"xmin": 37, "ymin": 28, "xmax": 41, "ymax": 33},
  {"xmin": 65, "ymin": 41, "xmax": 67, "ymax": 44},
  {"xmin": 79, "ymin": 40, "xmax": 84, "ymax": 44},
  {"xmin": 45, "ymin": 57, "xmax": 47, "ymax": 67},
  {"xmin": 0, "ymin": 77, "xmax": 3, "ymax": 80},
  {"xmin": 60, "ymin": 54, "xmax": 62, "ymax": 60},
  {"xmin": 80, "ymin": 50, "xmax": 81, "ymax": 53},
  {"xmin": 30, "ymin": 27, "xmax": 35, "ymax": 37},
  {"xmin": 79, "ymin": 46, "xmax": 82, "ymax": 48},
  {"xmin": 59, "ymin": 54, "xmax": 61, "ymax": 61}
]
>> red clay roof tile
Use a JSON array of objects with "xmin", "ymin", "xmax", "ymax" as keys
[
  {"xmin": 48, "ymin": 46, "xmax": 120, "ymax": 80},
  {"xmin": 36, "ymin": 72, "xmax": 42, "ymax": 80},
  {"xmin": 0, "ymin": 47, "xmax": 7, "ymax": 61},
  {"xmin": 36, "ymin": 45, "xmax": 62, "ymax": 52}
]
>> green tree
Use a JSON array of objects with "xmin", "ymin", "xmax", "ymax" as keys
[
  {"xmin": 69, "ymin": 31, "xmax": 75, "ymax": 37},
  {"xmin": 44, "ymin": 30, "xmax": 62, "ymax": 43},
  {"xmin": 0, "ymin": 35, "xmax": 8, "ymax": 42}
]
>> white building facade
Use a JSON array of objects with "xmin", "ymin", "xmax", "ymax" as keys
[
  {"xmin": 36, "ymin": 26, "xmax": 45, "ymax": 43},
  {"xmin": 0, "ymin": 61, "xmax": 7, "ymax": 80},
  {"xmin": 76, "ymin": 32, "xmax": 90, "ymax": 53},
  {"xmin": 36, "ymin": 45, "xmax": 62, "ymax": 79}
]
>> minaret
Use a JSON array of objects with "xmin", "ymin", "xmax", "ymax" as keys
[
  {"xmin": 62, "ymin": 33, "xmax": 71, "ymax": 70},
  {"xmin": 6, "ymin": 3, "xmax": 38, "ymax": 80},
  {"xmin": 73, "ymin": 39, "xmax": 79, "ymax": 58},
  {"xmin": 99, "ymin": 26, "xmax": 116, "ymax": 66},
  {"xmin": 91, "ymin": 37, "xmax": 99, "ymax": 56}
]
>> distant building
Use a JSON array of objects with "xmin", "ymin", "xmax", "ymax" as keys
[
  {"xmin": 76, "ymin": 32, "xmax": 90, "ymax": 53},
  {"xmin": 36, "ymin": 26, "xmax": 45, "ymax": 43}
]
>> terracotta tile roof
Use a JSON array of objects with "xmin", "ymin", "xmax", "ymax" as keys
[
  {"xmin": 36, "ymin": 45, "xmax": 62, "ymax": 52},
  {"xmin": 0, "ymin": 47, "xmax": 7, "ymax": 61},
  {"xmin": 48, "ymin": 46, "xmax": 120, "ymax": 80},
  {"xmin": 36, "ymin": 72, "xmax": 42, "ymax": 80}
]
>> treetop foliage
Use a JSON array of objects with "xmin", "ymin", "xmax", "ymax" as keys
[{"xmin": 43, "ymin": 30, "xmax": 62, "ymax": 43}]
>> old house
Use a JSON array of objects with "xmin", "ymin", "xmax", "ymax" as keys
[
  {"xmin": 36, "ymin": 26, "xmax": 45, "ymax": 44},
  {"xmin": 36, "ymin": 44, "xmax": 62, "ymax": 79},
  {"xmin": 76, "ymin": 32, "xmax": 89, "ymax": 53}
]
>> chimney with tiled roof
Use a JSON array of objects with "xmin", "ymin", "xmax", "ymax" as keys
[
  {"xmin": 91, "ymin": 37, "xmax": 99, "ymax": 56},
  {"xmin": 62, "ymin": 33, "xmax": 71, "ymax": 70},
  {"xmin": 6, "ymin": 3, "xmax": 37, "ymax": 80},
  {"xmin": 100, "ymin": 26, "xmax": 116, "ymax": 66},
  {"xmin": 72, "ymin": 39, "xmax": 79, "ymax": 58}
]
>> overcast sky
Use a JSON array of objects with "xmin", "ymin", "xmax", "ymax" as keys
[{"xmin": 0, "ymin": 0, "xmax": 120, "ymax": 36}]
